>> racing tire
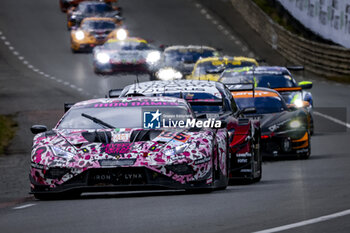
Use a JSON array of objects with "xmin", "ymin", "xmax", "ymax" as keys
[
  {"xmin": 310, "ymin": 114, "xmax": 314, "ymax": 136},
  {"xmin": 299, "ymin": 131, "xmax": 311, "ymax": 159}
]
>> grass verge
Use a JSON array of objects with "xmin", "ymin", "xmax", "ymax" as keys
[{"xmin": 0, "ymin": 115, "xmax": 17, "ymax": 155}]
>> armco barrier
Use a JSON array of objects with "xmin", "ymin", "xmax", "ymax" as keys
[{"xmin": 201, "ymin": 0, "xmax": 350, "ymax": 78}]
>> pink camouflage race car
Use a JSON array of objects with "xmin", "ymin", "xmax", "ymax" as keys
[{"xmin": 29, "ymin": 96, "xmax": 229, "ymax": 199}]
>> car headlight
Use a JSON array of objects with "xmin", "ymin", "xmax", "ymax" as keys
[
  {"xmin": 294, "ymin": 99, "xmax": 304, "ymax": 108},
  {"xmin": 96, "ymin": 52, "xmax": 110, "ymax": 64},
  {"xmin": 116, "ymin": 28, "xmax": 127, "ymax": 40},
  {"xmin": 156, "ymin": 68, "xmax": 183, "ymax": 81},
  {"xmin": 164, "ymin": 143, "xmax": 189, "ymax": 157},
  {"xmin": 51, "ymin": 146, "xmax": 75, "ymax": 159},
  {"xmin": 146, "ymin": 51, "xmax": 161, "ymax": 64},
  {"xmin": 290, "ymin": 120, "xmax": 301, "ymax": 128},
  {"xmin": 75, "ymin": 30, "xmax": 85, "ymax": 40}
]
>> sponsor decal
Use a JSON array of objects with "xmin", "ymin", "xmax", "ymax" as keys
[
  {"xmin": 94, "ymin": 102, "xmax": 179, "ymax": 108},
  {"xmin": 237, "ymin": 158, "xmax": 248, "ymax": 163},
  {"xmin": 170, "ymin": 155, "xmax": 186, "ymax": 161},
  {"xmin": 236, "ymin": 152, "xmax": 252, "ymax": 158},
  {"xmin": 101, "ymin": 143, "xmax": 131, "ymax": 155},
  {"xmin": 194, "ymin": 157, "xmax": 211, "ymax": 165},
  {"xmin": 113, "ymin": 133, "xmax": 129, "ymax": 142}
]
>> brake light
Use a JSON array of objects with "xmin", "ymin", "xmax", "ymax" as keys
[{"xmin": 261, "ymin": 132, "xmax": 274, "ymax": 139}]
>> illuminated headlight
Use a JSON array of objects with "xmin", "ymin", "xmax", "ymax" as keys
[
  {"xmin": 156, "ymin": 68, "xmax": 183, "ymax": 81},
  {"xmin": 290, "ymin": 120, "xmax": 301, "ymax": 128},
  {"xmin": 51, "ymin": 146, "xmax": 75, "ymax": 159},
  {"xmin": 71, "ymin": 15, "xmax": 77, "ymax": 19},
  {"xmin": 146, "ymin": 51, "xmax": 161, "ymax": 64},
  {"xmin": 96, "ymin": 52, "xmax": 110, "ymax": 64},
  {"xmin": 294, "ymin": 99, "xmax": 304, "ymax": 108},
  {"xmin": 116, "ymin": 28, "xmax": 127, "ymax": 40},
  {"xmin": 164, "ymin": 143, "xmax": 189, "ymax": 157},
  {"xmin": 75, "ymin": 30, "xmax": 85, "ymax": 40}
]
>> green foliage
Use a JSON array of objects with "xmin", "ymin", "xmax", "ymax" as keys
[
  {"xmin": 0, "ymin": 115, "xmax": 17, "ymax": 155},
  {"xmin": 252, "ymin": 0, "xmax": 300, "ymax": 35}
]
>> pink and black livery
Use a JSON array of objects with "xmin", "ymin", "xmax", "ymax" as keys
[{"xmin": 29, "ymin": 97, "xmax": 229, "ymax": 199}]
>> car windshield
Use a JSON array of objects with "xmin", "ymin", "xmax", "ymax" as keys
[
  {"xmin": 57, "ymin": 104, "xmax": 193, "ymax": 129},
  {"xmin": 221, "ymin": 72, "xmax": 296, "ymax": 88},
  {"xmin": 160, "ymin": 92, "xmax": 224, "ymax": 114},
  {"xmin": 235, "ymin": 96, "xmax": 285, "ymax": 114},
  {"xmin": 194, "ymin": 60, "xmax": 256, "ymax": 77},
  {"xmin": 82, "ymin": 4, "xmax": 112, "ymax": 14},
  {"xmin": 105, "ymin": 41, "xmax": 151, "ymax": 51},
  {"xmin": 82, "ymin": 21, "xmax": 116, "ymax": 30},
  {"xmin": 164, "ymin": 49, "xmax": 215, "ymax": 63}
]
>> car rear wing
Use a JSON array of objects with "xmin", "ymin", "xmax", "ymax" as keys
[
  {"xmin": 286, "ymin": 66, "xmax": 304, "ymax": 71},
  {"xmin": 225, "ymin": 83, "xmax": 255, "ymax": 92},
  {"xmin": 187, "ymin": 99, "xmax": 223, "ymax": 106},
  {"xmin": 108, "ymin": 89, "xmax": 124, "ymax": 98}
]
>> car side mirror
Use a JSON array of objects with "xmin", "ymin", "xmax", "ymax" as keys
[
  {"xmin": 31, "ymin": 125, "xmax": 47, "ymax": 134},
  {"xmin": 108, "ymin": 88, "xmax": 123, "ymax": 98},
  {"xmin": 298, "ymin": 81, "xmax": 313, "ymax": 89}
]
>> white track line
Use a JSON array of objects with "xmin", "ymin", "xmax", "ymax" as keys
[
  {"xmin": 314, "ymin": 111, "xmax": 350, "ymax": 128},
  {"xmin": 253, "ymin": 209, "xmax": 350, "ymax": 233},
  {"xmin": 13, "ymin": 204, "xmax": 36, "ymax": 210}
]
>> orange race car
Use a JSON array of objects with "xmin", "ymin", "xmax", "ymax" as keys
[
  {"xmin": 70, "ymin": 17, "xmax": 125, "ymax": 53},
  {"xmin": 59, "ymin": 0, "xmax": 118, "ymax": 13}
]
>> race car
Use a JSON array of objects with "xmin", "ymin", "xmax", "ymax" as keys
[
  {"xmin": 154, "ymin": 45, "xmax": 219, "ymax": 80},
  {"xmin": 187, "ymin": 56, "xmax": 259, "ymax": 81},
  {"xmin": 111, "ymin": 80, "xmax": 262, "ymax": 182},
  {"xmin": 67, "ymin": 1, "xmax": 122, "ymax": 30},
  {"xmin": 92, "ymin": 37, "xmax": 162, "ymax": 75},
  {"xmin": 70, "ymin": 17, "xmax": 124, "ymax": 53},
  {"xmin": 219, "ymin": 66, "xmax": 314, "ymax": 134},
  {"xmin": 59, "ymin": 0, "xmax": 118, "ymax": 13},
  {"xmin": 229, "ymin": 84, "xmax": 311, "ymax": 159},
  {"xmin": 29, "ymin": 96, "xmax": 229, "ymax": 199}
]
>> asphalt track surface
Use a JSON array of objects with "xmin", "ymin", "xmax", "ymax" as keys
[{"xmin": 0, "ymin": 0, "xmax": 350, "ymax": 232}]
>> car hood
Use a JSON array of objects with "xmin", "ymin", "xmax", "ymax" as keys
[
  {"xmin": 247, "ymin": 111, "xmax": 297, "ymax": 134},
  {"xmin": 32, "ymin": 128, "xmax": 213, "ymax": 166}
]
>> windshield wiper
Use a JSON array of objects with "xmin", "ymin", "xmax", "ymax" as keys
[{"xmin": 81, "ymin": 113, "xmax": 114, "ymax": 129}]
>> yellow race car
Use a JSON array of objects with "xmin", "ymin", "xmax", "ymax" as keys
[
  {"xmin": 70, "ymin": 17, "xmax": 125, "ymax": 53},
  {"xmin": 187, "ymin": 56, "xmax": 259, "ymax": 81}
]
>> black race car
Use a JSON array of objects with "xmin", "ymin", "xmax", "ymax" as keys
[
  {"xmin": 220, "ymin": 66, "xmax": 314, "ymax": 134},
  {"xmin": 59, "ymin": 0, "xmax": 118, "ymax": 13},
  {"xmin": 229, "ymin": 84, "xmax": 311, "ymax": 159},
  {"xmin": 110, "ymin": 80, "xmax": 262, "ymax": 182},
  {"xmin": 67, "ymin": 1, "xmax": 122, "ymax": 30},
  {"xmin": 154, "ymin": 45, "xmax": 219, "ymax": 80}
]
